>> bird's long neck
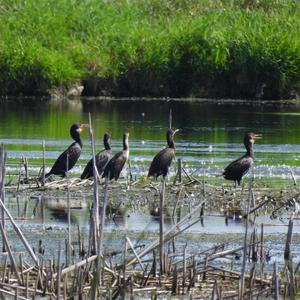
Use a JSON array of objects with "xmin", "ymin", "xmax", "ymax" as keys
[
  {"xmin": 104, "ymin": 139, "xmax": 111, "ymax": 150},
  {"xmin": 123, "ymin": 136, "xmax": 129, "ymax": 151},
  {"xmin": 167, "ymin": 133, "xmax": 175, "ymax": 149},
  {"xmin": 73, "ymin": 134, "xmax": 83, "ymax": 148},
  {"xmin": 245, "ymin": 142, "xmax": 253, "ymax": 157}
]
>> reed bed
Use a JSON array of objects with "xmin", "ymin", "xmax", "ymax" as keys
[
  {"xmin": 0, "ymin": 0, "xmax": 300, "ymax": 99},
  {"xmin": 1, "ymin": 146, "xmax": 300, "ymax": 298}
]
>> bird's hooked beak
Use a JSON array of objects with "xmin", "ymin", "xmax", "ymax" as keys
[
  {"xmin": 173, "ymin": 129, "xmax": 180, "ymax": 135},
  {"xmin": 252, "ymin": 133, "xmax": 262, "ymax": 143},
  {"xmin": 79, "ymin": 124, "xmax": 89, "ymax": 132}
]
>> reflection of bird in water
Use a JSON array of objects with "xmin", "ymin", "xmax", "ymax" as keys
[
  {"xmin": 46, "ymin": 124, "xmax": 88, "ymax": 178},
  {"xmin": 102, "ymin": 133, "xmax": 129, "ymax": 180},
  {"xmin": 81, "ymin": 132, "xmax": 112, "ymax": 179},
  {"xmin": 223, "ymin": 132, "xmax": 262, "ymax": 186},
  {"xmin": 148, "ymin": 128, "xmax": 179, "ymax": 178}
]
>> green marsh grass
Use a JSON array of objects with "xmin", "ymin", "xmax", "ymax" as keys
[{"xmin": 0, "ymin": 0, "xmax": 299, "ymax": 98}]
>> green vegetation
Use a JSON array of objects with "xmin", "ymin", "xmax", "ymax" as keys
[{"xmin": 0, "ymin": 0, "xmax": 300, "ymax": 99}]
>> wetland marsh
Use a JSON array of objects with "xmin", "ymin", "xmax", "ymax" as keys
[{"xmin": 0, "ymin": 98, "xmax": 300, "ymax": 298}]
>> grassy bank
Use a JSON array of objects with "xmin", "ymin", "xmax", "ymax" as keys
[{"xmin": 0, "ymin": 0, "xmax": 300, "ymax": 99}]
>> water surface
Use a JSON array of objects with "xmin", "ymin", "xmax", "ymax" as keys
[{"xmin": 1, "ymin": 98, "xmax": 300, "ymax": 181}]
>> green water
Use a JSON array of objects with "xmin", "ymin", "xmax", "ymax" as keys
[{"xmin": 1, "ymin": 98, "xmax": 300, "ymax": 182}]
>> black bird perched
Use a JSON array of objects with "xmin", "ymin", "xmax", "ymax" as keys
[
  {"xmin": 102, "ymin": 133, "xmax": 129, "ymax": 181},
  {"xmin": 45, "ymin": 123, "xmax": 88, "ymax": 178},
  {"xmin": 222, "ymin": 132, "xmax": 262, "ymax": 186},
  {"xmin": 148, "ymin": 128, "xmax": 179, "ymax": 178},
  {"xmin": 80, "ymin": 132, "xmax": 112, "ymax": 179}
]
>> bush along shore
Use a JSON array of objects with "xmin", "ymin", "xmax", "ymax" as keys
[{"xmin": 0, "ymin": 0, "xmax": 300, "ymax": 99}]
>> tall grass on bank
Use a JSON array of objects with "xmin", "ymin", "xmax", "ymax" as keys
[{"xmin": 0, "ymin": 0, "xmax": 299, "ymax": 99}]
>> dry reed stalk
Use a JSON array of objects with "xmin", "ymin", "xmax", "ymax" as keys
[
  {"xmin": 284, "ymin": 219, "xmax": 293, "ymax": 261},
  {"xmin": 0, "ymin": 222, "xmax": 22, "ymax": 284},
  {"xmin": 19, "ymin": 254, "xmax": 25, "ymax": 285},
  {"xmin": 239, "ymin": 183, "xmax": 253, "ymax": 299},
  {"xmin": 17, "ymin": 158, "xmax": 22, "ymax": 192},
  {"xmin": 77, "ymin": 225, "xmax": 84, "ymax": 258},
  {"xmin": 178, "ymin": 158, "xmax": 182, "ymax": 183},
  {"xmin": 260, "ymin": 223, "xmax": 264, "ymax": 262},
  {"xmin": 159, "ymin": 176, "xmax": 166, "ymax": 276},
  {"xmin": 249, "ymin": 264, "xmax": 256, "ymax": 294},
  {"xmin": 24, "ymin": 157, "xmax": 29, "ymax": 182},
  {"xmin": 171, "ymin": 264, "xmax": 178, "ymax": 294},
  {"xmin": 2, "ymin": 256, "xmax": 7, "ymax": 283},
  {"xmin": 202, "ymin": 162, "xmax": 206, "ymax": 197},
  {"xmin": 88, "ymin": 112, "xmax": 100, "ymax": 255},
  {"xmin": 172, "ymin": 185, "xmax": 183, "ymax": 221},
  {"xmin": 290, "ymin": 168, "xmax": 297, "ymax": 186},
  {"xmin": 66, "ymin": 153, "xmax": 72, "ymax": 267},
  {"xmin": 63, "ymin": 274, "xmax": 67, "ymax": 299},
  {"xmin": 173, "ymin": 158, "xmax": 182, "ymax": 184},
  {"xmin": 26, "ymin": 272, "xmax": 29, "ymax": 298},
  {"xmin": 125, "ymin": 237, "xmax": 144, "ymax": 272},
  {"xmin": 286, "ymin": 260, "xmax": 296, "ymax": 299},
  {"xmin": 41, "ymin": 140, "xmax": 45, "ymax": 186},
  {"xmin": 182, "ymin": 243, "xmax": 187, "ymax": 294},
  {"xmin": 211, "ymin": 279, "xmax": 218, "ymax": 300},
  {"xmin": 56, "ymin": 242, "xmax": 62, "ymax": 299},
  {"xmin": 121, "ymin": 237, "xmax": 128, "ymax": 298},
  {"xmin": 181, "ymin": 166, "xmax": 199, "ymax": 183},
  {"xmin": 273, "ymin": 261, "xmax": 280, "ymax": 300}
]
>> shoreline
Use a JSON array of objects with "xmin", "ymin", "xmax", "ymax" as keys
[{"xmin": 2, "ymin": 95, "xmax": 300, "ymax": 105}]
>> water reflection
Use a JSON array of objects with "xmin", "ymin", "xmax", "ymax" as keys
[{"xmin": 5, "ymin": 193, "xmax": 298, "ymax": 236}]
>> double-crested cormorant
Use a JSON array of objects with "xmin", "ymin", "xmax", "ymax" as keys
[
  {"xmin": 148, "ymin": 128, "xmax": 179, "ymax": 178},
  {"xmin": 222, "ymin": 132, "xmax": 262, "ymax": 186},
  {"xmin": 45, "ymin": 123, "xmax": 88, "ymax": 178},
  {"xmin": 80, "ymin": 132, "xmax": 112, "ymax": 179},
  {"xmin": 102, "ymin": 133, "xmax": 129, "ymax": 180}
]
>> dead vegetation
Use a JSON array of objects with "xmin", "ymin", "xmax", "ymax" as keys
[{"xmin": 1, "ymin": 142, "xmax": 300, "ymax": 299}]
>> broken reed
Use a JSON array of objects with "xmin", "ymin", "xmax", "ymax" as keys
[{"xmin": 0, "ymin": 225, "xmax": 296, "ymax": 299}]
